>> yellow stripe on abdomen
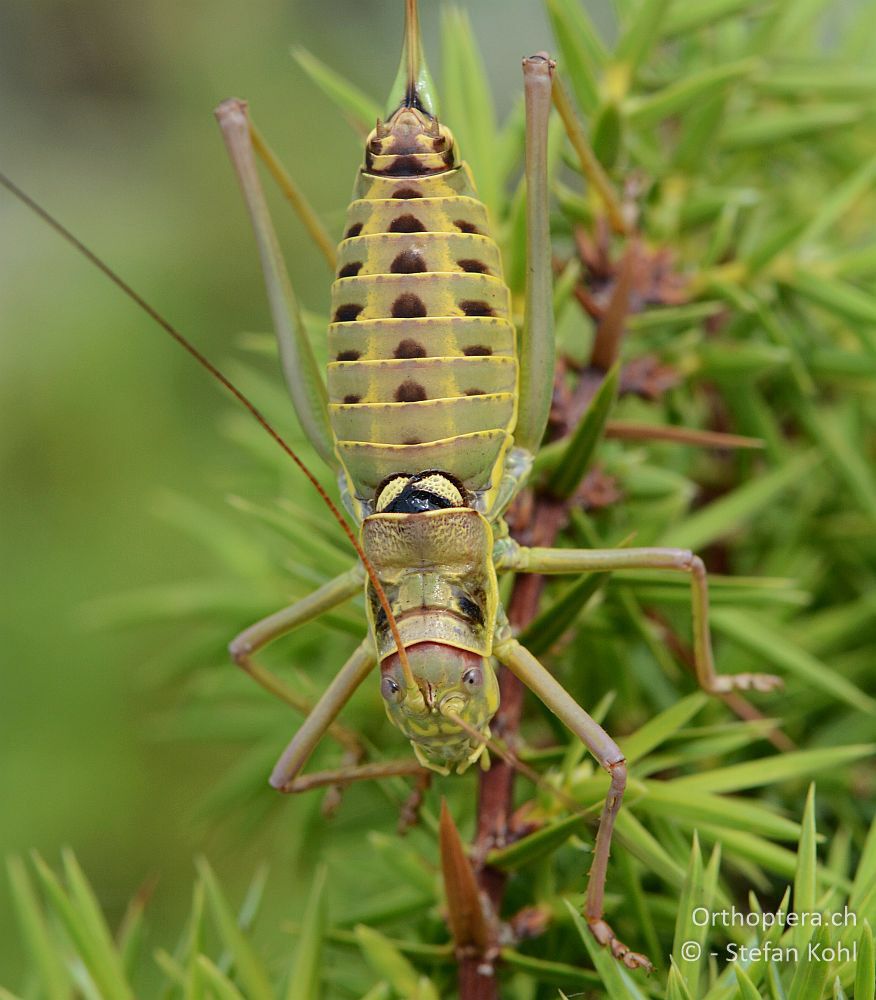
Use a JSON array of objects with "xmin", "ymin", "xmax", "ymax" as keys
[{"xmin": 328, "ymin": 164, "xmax": 517, "ymax": 502}]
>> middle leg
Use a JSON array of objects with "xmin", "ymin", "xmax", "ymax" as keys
[
  {"xmin": 229, "ymin": 565, "xmax": 372, "ymax": 788},
  {"xmin": 499, "ymin": 544, "xmax": 782, "ymax": 694},
  {"xmin": 229, "ymin": 565, "xmax": 365, "ymax": 747}
]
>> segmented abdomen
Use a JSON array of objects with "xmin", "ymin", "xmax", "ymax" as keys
[{"xmin": 327, "ymin": 165, "xmax": 517, "ymax": 503}]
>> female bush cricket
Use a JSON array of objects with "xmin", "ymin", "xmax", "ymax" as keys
[{"xmin": 0, "ymin": 0, "xmax": 783, "ymax": 974}]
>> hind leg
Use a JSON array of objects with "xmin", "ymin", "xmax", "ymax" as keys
[{"xmin": 215, "ymin": 98, "xmax": 337, "ymax": 469}]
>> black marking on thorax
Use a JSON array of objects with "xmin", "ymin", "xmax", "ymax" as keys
[{"xmin": 382, "ymin": 484, "xmax": 457, "ymax": 514}]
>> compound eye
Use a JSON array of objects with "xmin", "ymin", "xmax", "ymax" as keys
[
  {"xmin": 462, "ymin": 667, "xmax": 483, "ymax": 689},
  {"xmin": 381, "ymin": 675, "xmax": 403, "ymax": 702}
]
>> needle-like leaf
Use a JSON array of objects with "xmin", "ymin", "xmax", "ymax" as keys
[
  {"xmin": 285, "ymin": 865, "xmax": 327, "ymax": 1000},
  {"xmin": 438, "ymin": 800, "xmax": 490, "ymax": 955},
  {"xmin": 547, "ymin": 363, "xmax": 620, "ymax": 500},
  {"xmin": 292, "ymin": 47, "xmax": 382, "ymax": 136},
  {"xmin": 195, "ymin": 859, "xmax": 273, "ymax": 1000}
]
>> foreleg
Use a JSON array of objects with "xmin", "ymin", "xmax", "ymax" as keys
[
  {"xmin": 494, "ymin": 638, "xmax": 651, "ymax": 970},
  {"xmin": 270, "ymin": 638, "xmax": 375, "ymax": 791}
]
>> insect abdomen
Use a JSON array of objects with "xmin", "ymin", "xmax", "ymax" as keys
[{"xmin": 327, "ymin": 158, "xmax": 517, "ymax": 503}]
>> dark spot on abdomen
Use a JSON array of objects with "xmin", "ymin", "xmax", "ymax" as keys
[
  {"xmin": 394, "ymin": 339, "xmax": 427, "ymax": 359},
  {"xmin": 454, "ymin": 219, "xmax": 481, "ymax": 234},
  {"xmin": 463, "ymin": 345, "xmax": 492, "ymax": 356},
  {"xmin": 392, "ymin": 187, "xmax": 422, "ymax": 199},
  {"xmin": 334, "ymin": 303, "xmax": 364, "ymax": 322},
  {"xmin": 402, "ymin": 437, "xmax": 421, "ymax": 445},
  {"xmin": 338, "ymin": 261, "xmax": 362, "ymax": 278},
  {"xmin": 465, "ymin": 388, "xmax": 485, "ymax": 396},
  {"xmin": 345, "ymin": 222, "xmax": 363, "ymax": 238},
  {"xmin": 391, "ymin": 249, "xmax": 427, "ymax": 274},
  {"xmin": 389, "ymin": 214, "xmax": 425, "ymax": 233},
  {"xmin": 392, "ymin": 293, "xmax": 427, "ymax": 318},
  {"xmin": 343, "ymin": 394, "xmax": 361, "ymax": 404},
  {"xmin": 460, "ymin": 300, "xmax": 495, "ymax": 317},
  {"xmin": 457, "ymin": 259, "xmax": 489, "ymax": 274},
  {"xmin": 385, "ymin": 156, "xmax": 428, "ymax": 176},
  {"xmin": 395, "ymin": 380, "xmax": 428, "ymax": 403},
  {"xmin": 336, "ymin": 350, "xmax": 360, "ymax": 361}
]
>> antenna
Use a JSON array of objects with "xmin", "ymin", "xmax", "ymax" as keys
[{"xmin": 0, "ymin": 170, "xmax": 414, "ymax": 684}]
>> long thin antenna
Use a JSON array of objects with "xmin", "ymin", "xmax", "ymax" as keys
[
  {"xmin": 443, "ymin": 709, "xmax": 584, "ymax": 814},
  {"xmin": 0, "ymin": 170, "xmax": 413, "ymax": 683}
]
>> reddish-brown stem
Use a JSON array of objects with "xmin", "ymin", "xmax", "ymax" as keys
[
  {"xmin": 589, "ymin": 238, "xmax": 637, "ymax": 372},
  {"xmin": 604, "ymin": 420, "xmax": 764, "ymax": 450},
  {"xmin": 460, "ymin": 501, "xmax": 567, "ymax": 1000}
]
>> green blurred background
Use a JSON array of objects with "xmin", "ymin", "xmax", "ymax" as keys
[
  {"xmin": 5, "ymin": 0, "xmax": 876, "ymax": 994},
  {"xmin": 0, "ymin": 0, "xmax": 568, "ymax": 983}
]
